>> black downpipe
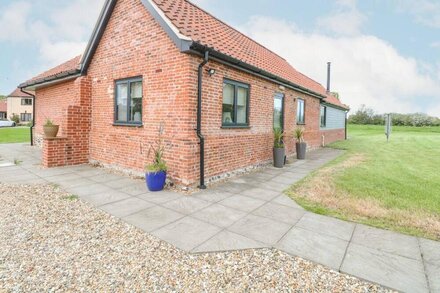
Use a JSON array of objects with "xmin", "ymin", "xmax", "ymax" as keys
[
  {"xmin": 197, "ymin": 51, "xmax": 209, "ymax": 189},
  {"xmin": 20, "ymin": 88, "xmax": 35, "ymax": 146}
]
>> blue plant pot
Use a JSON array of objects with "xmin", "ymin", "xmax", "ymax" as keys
[{"xmin": 146, "ymin": 171, "xmax": 167, "ymax": 192}]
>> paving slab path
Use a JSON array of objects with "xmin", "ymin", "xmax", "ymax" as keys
[{"xmin": 0, "ymin": 143, "xmax": 438, "ymax": 293}]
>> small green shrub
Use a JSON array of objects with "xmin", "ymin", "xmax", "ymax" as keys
[
  {"xmin": 10, "ymin": 114, "xmax": 19, "ymax": 124},
  {"xmin": 145, "ymin": 126, "xmax": 168, "ymax": 173},
  {"xmin": 294, "ymin": 127, "xmax": 305, "ymax": 143},
  {"xmin": 273, "ymin": 128, "xmax": 284, "ymax": 148},
  {"xmin": 44, "ymin": 119, "xmax": 54, "ymax": 126}
]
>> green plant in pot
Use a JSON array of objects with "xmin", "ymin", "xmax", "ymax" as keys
[
  {"xmin": 145, "ymin": 129, "xmax": 168, "ymax": 192},
  {"xmin": 43, "ymin": 119, "xmax": 59, "ymax": 138},
  {"xmin": 273, "ymin": 127, "xmax": 285, "ymax": 168},
  {"xmin": 294, "ymin": 127, "xmax": 307, "ymax": 159}
]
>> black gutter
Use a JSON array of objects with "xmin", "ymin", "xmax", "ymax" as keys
[
  {"xmin": 19, "ymin": 69, "xmax": 81, "ymax": 89},
  {"xmin": 20, "ymin": 88, "xmax": 36, "ymax": 146},
  {"xmin": 189, "ymin": 42, "xmax": 326, "ymax": 100},
  {"xmin": 197, "ymin": 51, "xmax": 209, "ymax": 189}
]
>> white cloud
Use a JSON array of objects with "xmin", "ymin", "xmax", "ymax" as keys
[
  {"xmin": 0, "ymin": 0, "xmax": 104, "ymax": 69},
  {"xmin": 431, "ymin": 41, "xmax": 440, "ymax": 48},
  {"xmin": 395, "ymin": 0, "xmax": 440, "ymax": 28},
  {"xmin": 0, "ymin": 1, "xmax": 32, "ymax": 41},
  {"xmin": 317, "ymin": 0, "xmax": 366, "ymax": 36},
  {"xmin": 238, "ymin": 16, "xmax": 440, "ymax": 116}
]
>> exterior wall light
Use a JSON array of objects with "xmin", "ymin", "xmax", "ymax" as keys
[{"xmin": 207, "ymin": 68, "xmax": 216, "ymax": 76}]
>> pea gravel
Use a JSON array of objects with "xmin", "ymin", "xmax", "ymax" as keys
[{"xmin": 0, "ymin": 183, "xmax": 392, "ymax": 292}]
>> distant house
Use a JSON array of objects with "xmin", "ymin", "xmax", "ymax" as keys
[
  {"xmin": 0, "ymin": 98, "xmax": 6, "ymax": 120},
  {"xmin": 7, "ymin": 88, "xmax": 34, "ymax": 123},
  {"xmin": 19, "ymin": 0, "xmax": 349, "ymax": 187}
]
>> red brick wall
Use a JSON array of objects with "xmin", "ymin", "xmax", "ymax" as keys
[
  {"xmin": 86, "ymin": 0, "xmax": 197, "ymax": 184},
  {"xmin": 320, "ymin": 128, "xmax": 346, "ymax": 146},
  {"xmin": 36, "ymin": 77, "xmax": 91, "ymax": 166}
]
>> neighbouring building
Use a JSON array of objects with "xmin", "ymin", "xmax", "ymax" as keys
[
  {"xmin": 7, "ymin": 88, "xmax": 34, "ymax": 124},
  {"xmin": 0, "ymin": 98, "xmax": 6, "ymax": 120},
  {"xmin": 19, "ymin": 0, "xmax": 349, "ymax": 187}
]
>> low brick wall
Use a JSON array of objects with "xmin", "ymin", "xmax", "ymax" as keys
[
  {"xmin": 42, "ymin": 136, "xmax": 89, "ymax": 167},
  {"xmin": 320, "ymin": 128, "xmax": 346, "ymax": 146}
]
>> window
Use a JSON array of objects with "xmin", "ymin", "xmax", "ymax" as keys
[
  {"xmin": 21, "ymin": 98, "xmax": 32, "ymax": 106},
  {"xmin": 0, "ymin": 112, "xmax": 6, "ymax": 119},
  {"xmin": 222, "ymin": 79, "xmax": 249, "ymax": 126},
  {"xmin": 273, "ymin": 93, "xmax": 284, "ymax": 130},
  {"xmin": 320, "ymin": 105, "xmax": 327, "ymax": 127},
  {"xmin": 297, "ymin": 98, "xmax": 305, "ymax": 124},
  {"xmin": 115, "ymin": 77, "xmax": 143, "ymax": 125},
  {"xmin": 20, "ymin": 113, "xmax": 32, "ymax": 121}
]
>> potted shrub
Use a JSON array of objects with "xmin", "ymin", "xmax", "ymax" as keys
[
  {"xmin": 273, "ymin": 128, "xmax": 285, "ymax": 168},
  {"xmin": 43, "ymin": 119, "xmax": 59, "ymax": 138},
  {"xmin": 294, "ymin": 127, "xmax": 307, "ymax": 159},
  {"xmin": 145, "ymin": 132, "xmax": 167, "ymax": 192}
]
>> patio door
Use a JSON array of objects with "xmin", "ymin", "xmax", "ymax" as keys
[{"xmin": 273, "ymin": 93, "xmax": 284, "ymax": 131}]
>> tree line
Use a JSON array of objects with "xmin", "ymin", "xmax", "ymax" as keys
[{"xmin": 348, "ymin": 105, "xmax": 440, "ymax": 127}]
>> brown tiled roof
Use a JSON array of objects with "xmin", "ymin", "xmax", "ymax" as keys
[
  {"xmin": 0, "ymin": 100, "xmax": 6, "ymax": 112},
  {"xmin": 324, "ymin": 93, "xmax": 350, "ymax": 110},
  {"xmin": 21, "ymin": 55, "xmax": 81, "ymax": 87},
  {"xmin": 152, "ymin": 0, "xmax": 329, "ymax": 97},
  {"xmin": 8, "ymin": 88, "xmax": 34, "ymax": 98}
]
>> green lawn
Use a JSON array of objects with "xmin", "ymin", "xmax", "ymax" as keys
[
  {"xmin": 287, "ymin": 124, "xmax": 440, "ymax": 240},
  {"xmin": 0, "ymin": 127, "xmax": 31, "ymax": 143}
]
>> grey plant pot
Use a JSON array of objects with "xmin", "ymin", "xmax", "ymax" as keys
[
  {"xmin": 273, "ymin": 147, "xmax": 285, "ymax": 168},
  {"xmin": 296, "ymin": 142, "xmax": 307, "ymax": 160}
]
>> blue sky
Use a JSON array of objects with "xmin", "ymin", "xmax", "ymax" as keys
[{"xmin": 1, "ymin": 0, "xmax": 439, "ymax": 116}]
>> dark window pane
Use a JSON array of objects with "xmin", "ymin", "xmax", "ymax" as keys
[
  {"xmin": 130, "ymin": 81, "xmax": 142, "ymax": 122},
  {"xmin": 320, "ymin": 106, "xmax": 326, "ymax": 127},
  {"xmin": 222, "ymin": 83, "xmax": 235, "ymax": 124},
  {"xmin": 116, "ymin": 83, "xmax": 128, "ymax": 122},
  {"xmin": 236, "ymin": 86, "xmax": 248, "ymax": 124}
]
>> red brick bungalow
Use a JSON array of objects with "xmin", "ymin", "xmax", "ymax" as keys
[{"xmin": 19, "ymin": 0, "xmax": 349, "ymax": 188}]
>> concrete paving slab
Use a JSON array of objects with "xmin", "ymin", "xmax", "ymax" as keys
[
  {"xmin": 75, "ymin": 168, "xmax": 107, "ymax": 177},
  {"xmin": 228, "ymin": 214, "xmax": 292, "ymax": 245},
  {"xmin": 255, "ymin": 180, "xmax": 290, "ymax": 193},
  {"xmin": 252, "ymin": 202, "xmax": 305, "ymax": 225},
  {"xmin": 192, "ymin": 189, "xmax": 234, "ymax": 203},
  {"xmin": 152, "ymin": 216, "xmax": 222, "ymax": 251},
  {"xmin": 55, "ymin": 177, "xmax": 96, "ymax": 189},
  {"xmin": 352, "ymin": 224, "xmax": 421, "ymax": 260},
  {"xmin": 424, "ymin": 262, "xmax": 440, "ymax": 293},
  {"xmin": 219, "ymin": 195, "xmax": 266, "ymax": 212},
  {"xmin": 215, "ymin": 182, "xmax": 253, "ymax": 193},
  {"xmin": 277, "ymin": 227, "xmax": 348, "ymax": 270},
  {"xmin": 296, "ymin": 213, "xmax": 355, "ymax": 241},
  {"xmin": 269, "ymin": 173, "xmax": 306, "ymax": 185},
  {"xmin": 271, "ymin": 195, "xmax": 304, "ymax": 210},
  {"xmin": 79, "ymin": 190, "xmax": 131, "ymax": 206},
  {"xmin": 192, "ymin": 203, "xmax": 247, "ymax": 228},
  {"xmin": 136, "ymin": 191, "xmax": 182, "ymax": 204},
  {"xmin": 419, "ymin": 238, "xmax": 440, "ymax": 264},
  {"xmin": 1, "ymin": 173, "xmax": 41, "ymax": 183},
  {"xmin": 99, "ymin": 197, "xmax": 154, "ymax": 218},
  {"xmin": 341, "ymin": 243, "xmax": 428, "ymax": 293},
  {"xmin": 44, "ymin": 172, "xmax": 83, "ymax": 183},
  {"xmin": 124, "ymin": 205, "xmax": 184, "ymax": 232},
  {"xmin": 88, "ymin": 173, "xmax": 125, "ymax": 183},
  {"xmin": 30, "ymin": 167, "xmax": 74, "ymax": 177},
  {"xmin": 104, "ymin": 177, "xmax": 138, "ymax": 189},
  {"xmin": 119, "ymin": 182, "xmax": 148, "ymax": 196},
  {"xmin": 162, "ymin": 196, "xmax": 211, "ymax": 215},
  {"xmin": 239, "ymin": 187, "xmax": 281, "ymax": 201},
  {"xmin": 193, "ymin": 230, "xmax": 267, "ymax": 253},
  {"xmin": 67, "ymin": 183, "xmax": 114, "ymax": 197}
]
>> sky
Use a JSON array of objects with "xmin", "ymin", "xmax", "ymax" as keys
[{"xmin": 0, "ymin": 0, "xmax": 439, "ymax": 116}]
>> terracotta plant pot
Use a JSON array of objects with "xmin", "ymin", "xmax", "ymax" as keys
[{"xmin": 43, "ymin": 125, "xmax": 59, "ymax": 138}]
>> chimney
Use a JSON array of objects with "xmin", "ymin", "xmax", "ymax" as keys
[{"xmin": 326, "ymin": 62, "xmax": 331, "ymax": 93}]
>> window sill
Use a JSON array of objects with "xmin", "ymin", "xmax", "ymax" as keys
[
  {"xmin": 112, "ymin": 123, "xmax": 143, "ymax": 128},
  {"xmin": 221, "ymin": 125, "xmax": 251, "ymax": 129},
  {"xmin": 296, "ymin": 123, "xmax": 306, "ymax": 126}
]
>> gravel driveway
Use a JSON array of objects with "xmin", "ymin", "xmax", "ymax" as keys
[{"xmin": 0, "ymin": 183, "xmax": 391, "ymax": 292}]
